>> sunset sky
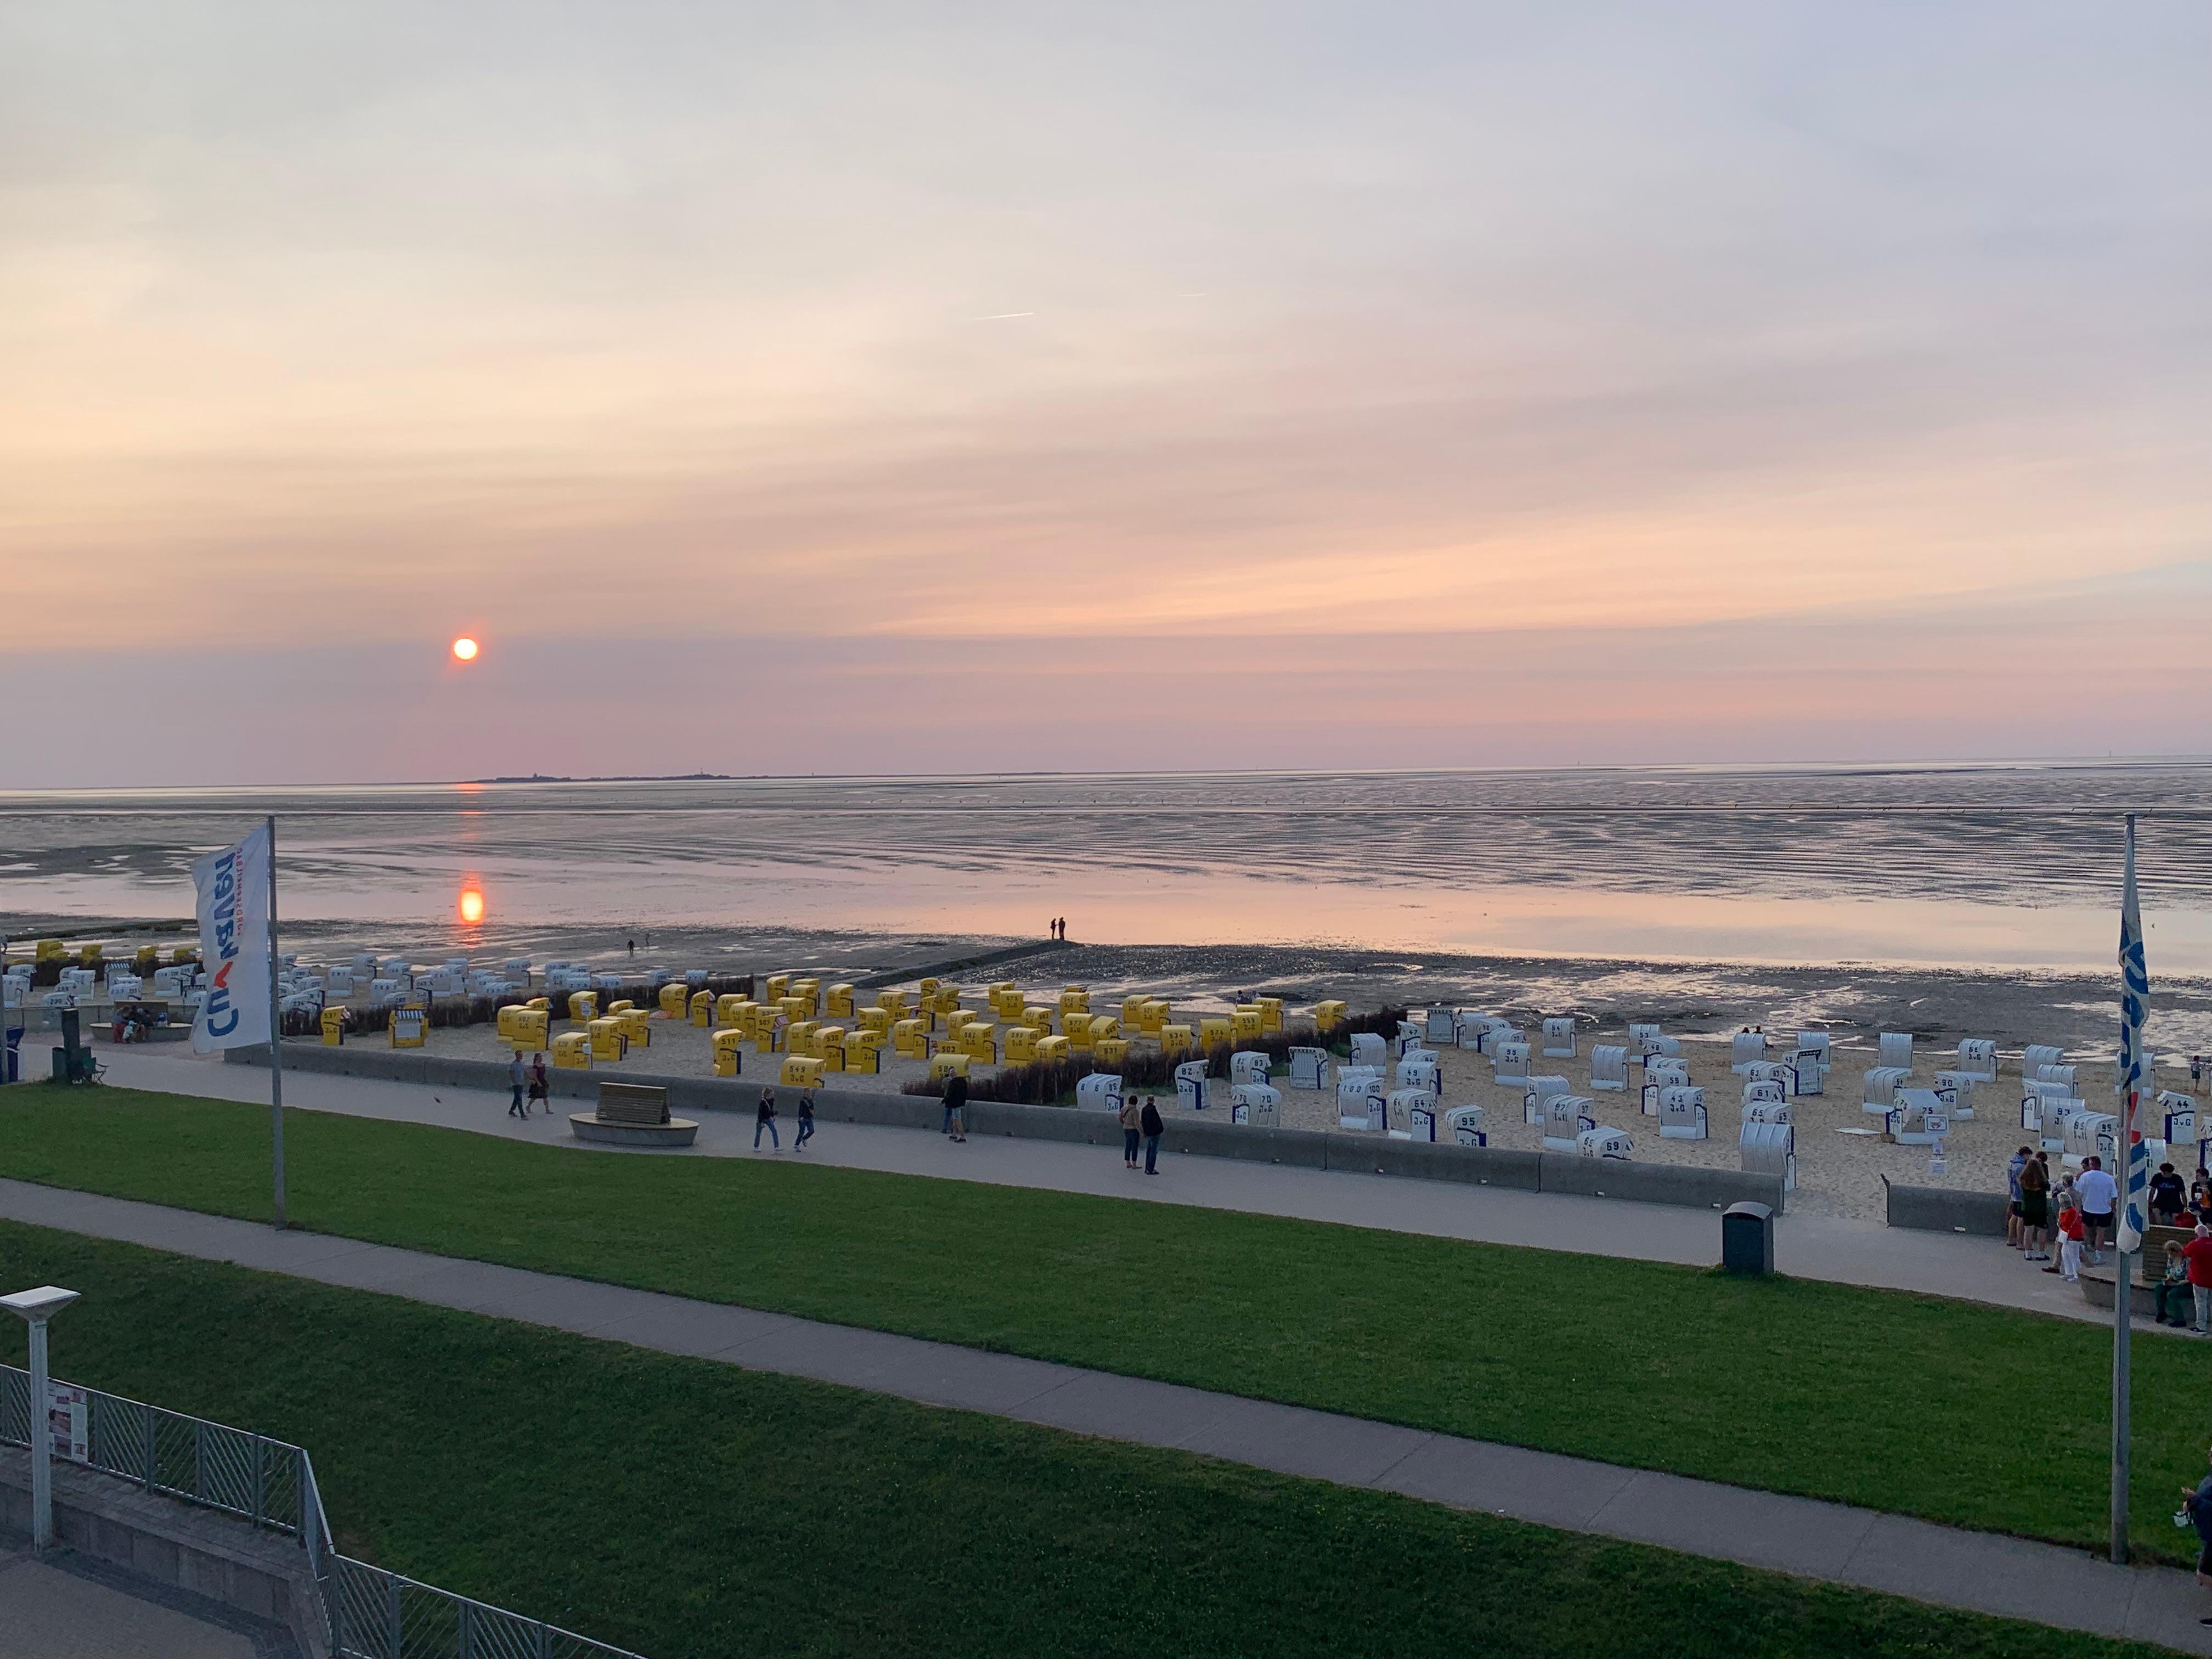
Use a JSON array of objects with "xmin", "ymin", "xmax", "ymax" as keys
[{"xmin": 5, "ymin": 1, "xmax": 2208, "ymax": 785}]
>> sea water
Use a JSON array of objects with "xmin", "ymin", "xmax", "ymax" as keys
[{"xmin": 5, "ymin": 760, "xmax": 2210, "ymax": 975}]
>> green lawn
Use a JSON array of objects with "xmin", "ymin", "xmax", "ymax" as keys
[
  {"xmin": 0, "ymin": 1084, "xmax": 2203, "ymax": 1563},
  {"xmin": 0, "ymin": 1219, "xmax": 2180, "ymax": 1659}
]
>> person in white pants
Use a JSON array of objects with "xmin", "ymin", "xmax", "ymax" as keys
[{"xmin": 2057, "ymin": 1198, "xmax": 2084, "ymax": 1283}]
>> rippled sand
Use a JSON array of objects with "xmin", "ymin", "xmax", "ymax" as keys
[{"xmin": 8, "ymin": 761, "xmax": 2212, "ymax": 971}]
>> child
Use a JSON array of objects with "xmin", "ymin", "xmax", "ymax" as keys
[
  {"xmin": 2156, "ymin": 1240, "xmax": 2194, "ymax": 1328},
  {"xmin": 2056, "ymin": 1198, "xmax": 2085, "ymax": 1284}
]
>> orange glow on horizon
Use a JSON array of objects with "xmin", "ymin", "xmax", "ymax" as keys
[
  {"xmin": 458, "ymin": 887, "xmax": 486, "ymax": 924},
  {"xmin": 452, "ymin": 636, "xmax": 478, "ymax": 661}
]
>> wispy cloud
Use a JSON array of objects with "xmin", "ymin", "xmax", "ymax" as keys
[{"xmin": 0, "ymin": 0, "xmax": 2206, "ymax": 776}]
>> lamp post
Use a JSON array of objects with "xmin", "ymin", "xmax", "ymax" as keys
[{"xmin": 3, "ymin": 1285, "xmax": 81, "ymax": 1550}]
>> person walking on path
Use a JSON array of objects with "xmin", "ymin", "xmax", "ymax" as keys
[
  {"xmin": 2018, "ymin": 1153, "xmax": 2051, "ymax": 1261},
  {"xmin": 506, "ymin": 1051, "xmax": 528, "ymax": 1120},
  {"xmin": 755, "ymin": 1085, "xmax": 780, "ymax": 1150},
  {"xmin": 2185, "ymin": 1224, "xmax": 2212, "ymax": 1334},
  {"xmin": 2075, "ymin": 1156, "xmax": 2117, "ymax": 1263},
  {"xmin": 1139, "ymin": 1094, "xmax": 1164, "ymax": 1175},
  {"xmin": 2180, "ymin": 1444, "xmax": 2212, "ymax": 1623},
  {"xmin": 793, "ymin": 1090, "xmax": 815, "ymax": 1151},
  {"xmin": 942, "ymin": 1071, "xmax": 968, "ymax": 1139},
  {"xmin": 1119, "ymin": 1093, "xmax": 1142, "ymax": 1169},
  {"xmin": 528, "ymin": 1052, "xmax": 549, "ymax": 1115}
]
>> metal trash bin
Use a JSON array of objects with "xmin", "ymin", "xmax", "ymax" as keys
[{"xmin": 1722, "ymin": 1201, "xmax": 1775, "ymax": 1276}]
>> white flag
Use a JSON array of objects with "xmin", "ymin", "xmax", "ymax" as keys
[{"xmin": 190, "ymin": 823, "xmax": 273, "ymax": 1054}]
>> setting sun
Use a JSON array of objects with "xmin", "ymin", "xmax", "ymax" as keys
[
  {"xmin": 458, "ymin": 887, "xmax": 485, "ymax": 924},
  {"xmin": 452, "ymin": 636, "xmax": 478, "ymax": 662}
]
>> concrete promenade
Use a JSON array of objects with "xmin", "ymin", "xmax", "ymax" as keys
[
  {"xmin": 3, "ymin": 1175, "xmax": 2209, "ymax": 1653},
  {"xmin": 0, "ymin": 1541, "xmax": 268, "ymax": 1658},
  {"xmin": 93, "ymin": 1046, "xmax": 2168, "ymax": 1330}
]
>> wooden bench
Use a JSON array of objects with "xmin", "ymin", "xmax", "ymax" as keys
[
  {"xmin": 595, "ymin": 1084, "xmax": 670, "ymax": 1126},
  {"xmin": 569, "ymin": 1082, "xmax": 698, "ymax": 1147}
]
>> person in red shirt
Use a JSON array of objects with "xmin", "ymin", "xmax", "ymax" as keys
[
  {"xmin": 2057, "ymin": 1203, "xmax": 2085, "ymax": 1283},
  {"xmin": 2182, "ymin": 1225, "xmax": 2212, "ymax": 1334}
]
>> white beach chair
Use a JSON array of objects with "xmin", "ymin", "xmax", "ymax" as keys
[
  {"xmin": 1578, "ymin": 1126, "xmax": 1634, "ymax": 1160},
  {"xmin": 1740, "ymin": 1121, "xmax": 1795, "ymax": 1188},
  {"xmin": 1288, "ymin": 1047, "xmax": 1329, "ymax": 1090},
  {"xmin": 1741, "ymin": 1060, "xmax": 1796, "ymax": 1096},
  {"xmin": 1387, "ymin": 1087, "xmax": 1438, "ymax": 1139},
  {"xmin": 1729, "ymin": 1031, "xmax": 1766, "ymax": 1073},
  {"xmin": 1446, "ymin": 1104, "xmax": 1488, "ymax": 1147},
  {"xmin": 1862, "ymin": 1065, "xmax": 1911, "ymax": 1114},
  {"xmin": 1657, "ymin": 1087, "xmax": 1707, "ymax": 1140},
  {"xmin": 1886, "ymin": 1090, "xmax": 1949, "ymax": 1144},
  {"xmin": 1338, "ymin": 1073, "xmax": 1385, "ymax": 1131},
  {"xmin": 2159, "ymin": 1093, "xmax": 2199, "ymax": 1163},
  {"xmin": 1349, "ymin": 1032, "xmax": 1387, "ymax": 1069},
  {"xmin": 1076, "ymin": 1073, "xmax": 1124, "ymax": 1114},
  {"xmin": 1230, "ymin": 1051, "xmax": 1272, "ymax": 1086},
  {"xmin": 1791, "ymin": 1034, "xmax": 1831, "ymax": 1096},
  {"xmin": 1396, "ymin": 1055, "xmax": 1440, "ymax": 1093},
  {"xmin": 1640, "ymin": 1058, "xmax": 1689, "ymax": 1115},
  {"xmin": 1231, "ymin": 1083, "xmax": 1280, "ymax": 1127},
  {"xmin": 1933, "ymin": 1071, "xmax": 1977, "ymax": 1118},
  {"xmin": 1543, "ymin": 1093, "xmax": 1595, "ymax": 1151},
  {"xmin": 1589, "ymin": 1045, "xmax": 1629, "ymax": 1092},
  {"xmin": 1542, "ymin": 1018, "xmax": 1576, "ymax": 1059},
  {"xmin": 1425, "ymin": 1007, "xmax": 1458, "ymax": 1045},
  {"xmin": 1627, "ymin": 1023, "xmax": 1664, "ymax": 1057},
  {"xmin": 2062, "ymin": 1111, "xmax": 2119, "ymax": 1166},
  {"xmin": 2023, "ymin": 1044, "xmax": 2063, "ymax": 1080},
  {"xmin": 1955, "ymin": 1039, "xmax": 1996, "ymax": 1083},
  {"xmin": 1493, "ymin": 1041, "xmax": 1532, "ymax": 1086},
  {"xmin": 1175, "ymin": 1060, "xmax": 1208, "ymax": 1114},
  {"xmin": 1878, "ymin": 1032, "xmax": 1913, "ymax": 1071},
  {"xmin": 1523, "ymin": 1074, "xmax": 1570, "ymax": 1126}
]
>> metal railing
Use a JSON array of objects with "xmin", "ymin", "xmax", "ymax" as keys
[{"xmin": 2, "ymin": 1364, "xmax": 646, "ymax": 1659}]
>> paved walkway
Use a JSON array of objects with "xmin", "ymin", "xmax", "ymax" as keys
[
  {"xmin": 93, "ymin": 1047, "xmax": 2172, "ymax": 1331},
  {"xmin": 3, "ymin": 1176, "xmax": 2207, "ymax": 1653},
  {"xmin": 0, "ymin": 1542, "xmax": 272, "ymax": 1658}
]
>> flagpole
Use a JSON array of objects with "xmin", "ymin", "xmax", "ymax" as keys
[
  {"xmin": 2112, "ymin": 812, "xmax": 2145, "ymax": 1565},
  {"xmin": 267, "ymin": 814, "xmax": 286, "ymax": 1230}
]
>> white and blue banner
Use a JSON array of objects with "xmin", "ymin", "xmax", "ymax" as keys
[
  {"xmin": 190, "ymin": 823, "xmax": 273, "ymax": 1054},
  {"xmin": 2117, "ymin": 817, "xmax": 2150, "ymax": 1256}
]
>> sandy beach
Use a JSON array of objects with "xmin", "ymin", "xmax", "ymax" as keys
[{"xmin": 318, "ymin": 940, "xmax": 2203, "ymax": 1224}]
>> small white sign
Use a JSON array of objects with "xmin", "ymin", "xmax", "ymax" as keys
[{"xmin": 47, "ymin": 1384, "xmax": 88, "ymax": 1463}]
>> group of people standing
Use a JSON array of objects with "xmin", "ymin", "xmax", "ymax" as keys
[
  {"xmin": 2010, "ymin": 1144, "xmax": 2212, "ymax": 1319},
  {"xmin": 2010, "ymin": 1147, "xmax": 2119, "ymax": 1276}
]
